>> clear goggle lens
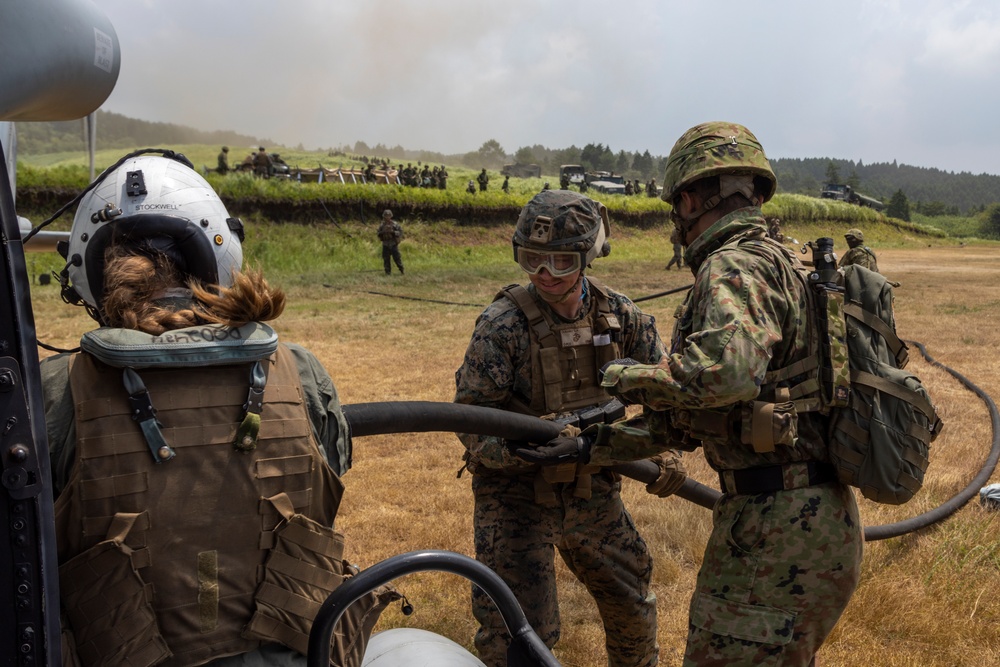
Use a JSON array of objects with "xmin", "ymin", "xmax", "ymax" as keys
[{"xmin": 516, "ymin": 248, "xmax": 582, "ymax": 277}]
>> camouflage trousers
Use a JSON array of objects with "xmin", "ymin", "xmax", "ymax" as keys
[
  {"xmin": 381, "ymin": 244, "xmax": 403, "ymax": 274},
  {"xmin": 471, "ymin": 471, "xmax": 658, "ymax": 667},
  {"xmin": 683, "ymin": 482, "xmax": 863, "ymax": 666}
]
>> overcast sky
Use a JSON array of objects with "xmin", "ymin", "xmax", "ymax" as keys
[{"xmin": 92, "ymin": 0, "xmax": 1000, "ymax": 176}]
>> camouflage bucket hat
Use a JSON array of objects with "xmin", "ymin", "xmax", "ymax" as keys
[
  {"xmin": 845, "ymin": 228, "xmax": 864, "ymax": 241},
  {"xmin": 661, "ymin": 121, "xmax": 777, "ymax": 204},
  {"xmin": 512, "ymin": 190, "xmax": 611, "ymax": 264}
]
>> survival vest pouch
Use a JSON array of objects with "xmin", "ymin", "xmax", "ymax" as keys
[
  {"xmin": 805, "ymin": 238, "xmax": 943, "ymax": 505},
  {"xmin": 245, "ymin": 493, "xmax": 401, "ymax": 667}
]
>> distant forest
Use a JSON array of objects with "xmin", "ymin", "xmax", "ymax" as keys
[{"xmin": 15, "ymin": 111, "xmax": 1000, "ymax": 214}]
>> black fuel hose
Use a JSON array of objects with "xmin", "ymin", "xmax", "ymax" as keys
[
  {"xmin": 343, "ymin": 338, "xmax": 999, "ymax": 542},
  {"xmin": 307, "ymin": 550, "xmax": 561, "ymax": 667},
  {"xmin": 342, "ymin": 401, "xmax": 720, "ymax": 509}
]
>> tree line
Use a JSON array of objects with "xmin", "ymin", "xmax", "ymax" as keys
[{"xmin": 15, "ymin": 111, "xmax": 1000, "ymax": 215}]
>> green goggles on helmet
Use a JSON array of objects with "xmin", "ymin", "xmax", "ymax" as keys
[{"xmin": 515, "ymin": 248, "xmax": 583, "ymax": 277}]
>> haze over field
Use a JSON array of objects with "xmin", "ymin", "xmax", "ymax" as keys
[{"xmin": 94, "ymin": 0, "xmax": 1000, "ymax": 176}]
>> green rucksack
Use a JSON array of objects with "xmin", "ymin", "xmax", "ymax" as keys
[{"xmin": 806, "ymin": 245, "xmax": 943, "ymax": 504}]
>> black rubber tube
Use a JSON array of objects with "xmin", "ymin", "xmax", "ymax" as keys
[
  {"xmin": 341, "ymin": 401, "xmax": 720, "ymax": 509},
  {"xmin": 306, "ymin": 550, "xmax": 560, "ymax": 667},
  {"xmin": 342, "ymin": 341, "xmax": 999, "ymax": 542},
  {"xmin": 863, "ymin": 341, "xmax": 1000, "ymax": 540}
]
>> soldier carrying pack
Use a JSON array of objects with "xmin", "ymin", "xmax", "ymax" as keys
[{"xmin": 803, "ymin": 237, "xmax": 943, "ymax": 504}]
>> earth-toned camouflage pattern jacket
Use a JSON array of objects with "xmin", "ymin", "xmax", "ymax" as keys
[
  {"xmin": 589, "ymin": 207, "xmax": 830, "ymax": 471},
  {"xmin": 377, "ymin": 220, "xmax": 403, "ymax": 246},
  {"xmin": 455, "ymin": 278, "xmax": 664, "ymax": 471}
]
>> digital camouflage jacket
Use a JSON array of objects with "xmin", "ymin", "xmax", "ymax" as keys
[{"xmin": 454, "ymin": 278, "xmax": 665, "ymax": 471}]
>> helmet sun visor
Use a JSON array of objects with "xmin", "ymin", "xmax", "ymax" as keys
[{"xmin": 515, "ymin": 248, "xmax": 582, "ymax": 277}]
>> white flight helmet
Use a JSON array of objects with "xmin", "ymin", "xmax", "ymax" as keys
[{"xmin": 60, "ymin": 151, "xmax": 244, "ymax": 321}]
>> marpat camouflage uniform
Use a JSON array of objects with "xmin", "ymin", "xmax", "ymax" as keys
[
  {"xmin": 454, "ymin": 279, "xmax": 665, "ymax": 667},
  {"xmin": 377, "ymin": 215, "xmax": 404, "ymax": 275},
  {"xmin": 592, "ymin": 209, "xmax": 864, "ymax": 667}
]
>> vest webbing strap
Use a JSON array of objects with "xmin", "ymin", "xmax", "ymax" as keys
[
  {"xmin": 502, "ymin": 285, "xmax": 559, "ymax": 348},
  {"xmin": 502, "ymin": 285, "xmax": 566, "ymax": 411},
  {"xmin": 843, "ymin": 302, "xmax": 908, "ymax": 366},
  {"xmin": 244, "ymin": 614, "xmax": 310, "ymax": 657},
  {"xmin": 123, "ymin": 367, "xmax": 175, "ymax": 463},
  {"xmin": 106, "ymin": 511, "xmax": 141, "ymax": 543},
  {"xmin": 764, "ymin": 355, "xmax": 819, "ymax": 384},
  {"xmin": 266, "ymin": 551, "xmax": 344, "ymax": 590},
  {"xmin": 852, "ymin": 370, "xmax": 937, "ymax": 421},
  {"xmin": 256, "ymin": 581, "xmax": 323, "ymax": 618},
  {"xmin": 81, "ymin": 472, "xmax": 147, "ymax": 501}
]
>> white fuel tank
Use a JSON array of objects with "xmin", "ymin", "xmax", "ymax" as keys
[{"xmin": 361, "ymin": 628, "xmax": 486, "ymax": 667}]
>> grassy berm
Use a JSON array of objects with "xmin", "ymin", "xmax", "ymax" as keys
[{"xmin": 26, "ymin": 217, "xmax": 1000, "ymax": 666}]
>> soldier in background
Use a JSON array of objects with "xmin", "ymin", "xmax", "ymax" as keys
[
  {"xmin": 522, "ymin": 122, "xmax": 864, "ymax": 666},
  {"xmin": 467, "ymin": 179, "xmax": 477, "ymax": 195},
  {"xmin": 438, "ymin": 164, "xmax": 449, "ymax": 189},
  {"xmin": 665, "ymin": 226, "xmax": 684, "ymax": 270},
  {"xmin": 477, "ymin": 167, "xmax": 489, "ymax": 192},
  {"xmin": 252, "ymin": 146, "xmax": 272, "ymax": 178},
  {"xmin": 501, "ymin": 174, "xmax": 510, "ymax": 193},
  {"xmin": 216, "ymin": 145, "xmax": 230, "ymax": 174},
  {"xmin": 624, "ymin": 180, "xmax": 634, "ymax": 196},
  {"xmin": 645, "ymin": 178, "xmax": 658, "ymax": 197},
  {"xmin": 455, "ymin": 190, "xmax": 685, "ymax": 667},
  {"xmin": 377, "ymin": 209, "xmax": 404, "ymax": 275},
  {"xmin": 838, "ymin": 228, "xmax": 879, "ymax": 272},
  {"xmin": 766, "ymin": 216, "xmax": 785, "ymax": 242}
]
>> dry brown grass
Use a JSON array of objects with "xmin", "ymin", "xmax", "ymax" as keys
[{"xmin": 30, "ymin": 239, "xmax": 1000, "ymax": 666}]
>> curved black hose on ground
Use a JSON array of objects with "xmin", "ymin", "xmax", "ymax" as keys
[
  {"xmin": 863, "ymin": 341, "xmax": 1000, "ymax": 540},
  {"xmin": 343, "ymin": 342, "xmax": 999, "ymax": 541}
]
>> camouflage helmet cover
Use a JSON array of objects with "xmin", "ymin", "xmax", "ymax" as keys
[
  {"xmin": 661, "ymin": 121, "xmax": 777, "ymax": 204},
  {"xmin": 845, "ymin": 228, "xmax": 864, "ymax": 241},
  {"xmin": 512, "ymin": 190, "xmax": 610, "ymax": 265}
]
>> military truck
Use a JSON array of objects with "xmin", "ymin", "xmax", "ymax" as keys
[
  {"xmin": 584, "ymin": 171, "xmax": 627, "ymax": 195},
  {"xmin": 820, "ymin": 183, "xmax": 884, "ymax": 211},
  {"xmin": 558, "ymin": 164, "xmax": 586, "ymax": 185},
  {"xmin": 501, "ymin": 163, "xmax": 542, "ymax": 178}
]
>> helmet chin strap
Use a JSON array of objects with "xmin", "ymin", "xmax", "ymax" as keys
[
  {"xmin": 535, "ymin": 273, "xmax": 584, "ymax": 305},
  {"xmin": 670, "ymin": 174, "xmax": 760, "ymax": 242}
]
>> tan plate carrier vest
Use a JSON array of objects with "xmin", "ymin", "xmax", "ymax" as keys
[
  {"xmin": 55, "ymin": 345, "xmax": 385, "ymax": 667},
  {"xmin": 497, "ymin": 278, "xmax": 623, "ymax": 500},
  {"xmin": 500, "ymin": 278, "xmax": 622, "ymax": 416}
]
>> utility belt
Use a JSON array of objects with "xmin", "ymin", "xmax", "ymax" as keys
[{"xmin": 718, "ymin": 461, "xmax": 836, "ymax": 496}]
